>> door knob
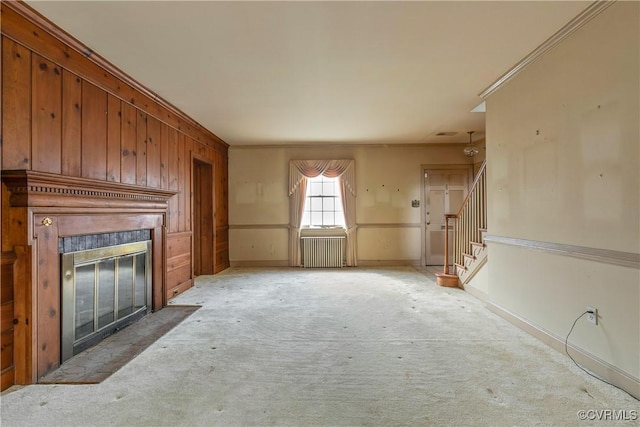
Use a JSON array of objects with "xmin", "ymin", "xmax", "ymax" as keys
[{"xmin": 426, "ymin": 221, "xmax": 430, "ymax": 225}]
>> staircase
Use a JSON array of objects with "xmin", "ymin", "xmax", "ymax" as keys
[{"xmin": 436, "ymin": 161, "xmax": 487, "ymax": 288}]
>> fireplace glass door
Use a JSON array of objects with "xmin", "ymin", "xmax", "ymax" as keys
[{"xmin": 61, "ymin": 241, "xmax": 152, "ymax": 362}]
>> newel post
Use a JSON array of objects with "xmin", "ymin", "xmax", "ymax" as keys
[
  {"xmin": 443, "ymin": 215, "xmax": 451, "ymax": 275},
  {"xmin": 435, "ymin": 214, "xmax": 459, "ymax": 288}
]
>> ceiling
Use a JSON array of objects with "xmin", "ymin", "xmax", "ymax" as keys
[{"xmin": 26, "ymin": 1, "xmax": 589, "ymax": 146}]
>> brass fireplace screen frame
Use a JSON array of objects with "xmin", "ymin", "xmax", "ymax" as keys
[{"xmin": 61, "ymin": 241, "xmax": 152, "ymax": 362}]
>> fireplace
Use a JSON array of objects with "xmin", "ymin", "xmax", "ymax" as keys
[
  {"xmin": 60, "ymin": 232, "xmax": 152, "ymax": 362},
  {"xmin": 1, "ymin": 170, "xmax": 176, "ymax": 382}
]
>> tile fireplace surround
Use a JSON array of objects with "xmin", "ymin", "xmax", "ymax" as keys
[{"xmin": 1, "ymin": 170, "xmax": 176, "ymax": 383}]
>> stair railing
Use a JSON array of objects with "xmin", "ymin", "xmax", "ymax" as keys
[{"xmin": 444, "ymin": 161, "xmax": 487, "ymax": 278}]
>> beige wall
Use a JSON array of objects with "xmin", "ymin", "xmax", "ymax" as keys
[
  {"xmin": 228, "ymin": 144, "xmax": 475, "ymax": 265},
  {"xmin": 485, "ymin": 1, "xmax": 639, "ymax": 386},
  {"xmin": 465, "ymin": 260, "xmax": 488, "ymax": 297}
]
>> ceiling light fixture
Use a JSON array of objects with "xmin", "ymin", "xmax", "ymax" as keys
[{"xmin": 463, "ymin": 131, "xmax": 479, "ymax": 157}]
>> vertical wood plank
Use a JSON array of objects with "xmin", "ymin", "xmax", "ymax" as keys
[
  {"xmin": 160, "ymin": 123, "xmax": 169, "ymax": 189},
  {"xmin": 81, "ymin": 81, "xmax": 107, "ymax": 180},
  {"xmin": 146, "ymin": 116, "xmax": 161, "ymax": 188},
  {"xmin": 12, "ymin": 245, "xmax": 33, "ymax": 384},
  {"xmin": 106, "ymin": 94, "xmax": 122, "ymax": 182},
  {"xmin": 32, "ymin": 54, "xmax": 62, "ymax": 174},
  {"xmin": 177, "ymin": 133, "xmax": 185, "ymax": 232},
  {"xmin": 168, "ymin": 128, "xmax": 179, "ymax": 233},
  {"xmin": 61, "ymin": 71, "xmax": 82, "ymax": 176},
  {"xmin": 195, "ymin": 141, "xmax": 206, "ymax": 158},
  {"xmin": 216, "ymin": 148, "xmax": 229, "ymax": 228},
  {"xmin": 1, "ymin": 38, "xmax": 31, "ymax": 170},
  {"xmin": 33, "ymin": 217, "xmax": 60, "ymax": 377},
  {"xmin": 214, "ymin": 147, "xmax": 229, "ymax": 272},
  {"xmin": 151, "ymin": 220, "xmax": 165, "ymax": 310},
  {"xmin": 207, "ymin": 146, "xmax": 215, "ymax": 164},
  {"xmin": 120, "ymin": 103, "xmax": 137, "ymax": 184},
  {"xmin": 184, "ymin": 137, "xmax": 193, "ymax": 232},
  {"xmin": 136, "ymin": 111, "xmax": 147, "ymax": 186}
]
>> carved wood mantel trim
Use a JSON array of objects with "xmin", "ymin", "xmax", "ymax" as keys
[{"xmin": 2, "ymin": 170, "xmax": 177, "ymax": 209}]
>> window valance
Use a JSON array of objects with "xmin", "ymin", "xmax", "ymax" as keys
[{"xmin": 289, "ymin": 160, "xmax": 355, "ymax": 197}]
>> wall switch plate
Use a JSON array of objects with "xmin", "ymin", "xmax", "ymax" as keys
[{"xmin": 587, "ymin": 306, "xmax": 598, "ymax": 325}]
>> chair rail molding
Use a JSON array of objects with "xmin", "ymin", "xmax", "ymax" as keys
[{"xmin": 483, "ymin": 234, "xmax": 640, "ymax": 269}]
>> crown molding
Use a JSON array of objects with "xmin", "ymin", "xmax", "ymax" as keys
[
  {"xmin": 479, "ymin": 1, "xmax": 615, "ymax": 99},
  {"xmin": 229, "ymin": 142, "xmax": 479, "ymax": 150}
]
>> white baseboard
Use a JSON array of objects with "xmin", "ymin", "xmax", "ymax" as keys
[
  {"xmin": 229, "ymin": 260, "xmax": 289, "ymax": 268},
  {"xmin": 230, "ymin": 260, "xmax": 423, "ymax": 268},
  {"xmin": 463, "ymin": 284, "xmax": 488, "ymax": 302},
  {"xmin": 357, "ymin": 259, "xmax": 422, "ymax": 267},
  {"xmin": 487, "ymin": 301, "xmax": 640, "ymax": 400}
]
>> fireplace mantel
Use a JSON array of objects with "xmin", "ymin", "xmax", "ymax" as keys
[
  {"xmin": 2, "ymin": 170, "xmax": 177, "ymax": 210},
  {"xmin": 1, "ymin": 170, "xmax": 177, "ymax": 382}
]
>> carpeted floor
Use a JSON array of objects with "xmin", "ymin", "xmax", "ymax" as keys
[{"xmin": 1, "ymin": 267, "xmax": 637, "ymax": 426}]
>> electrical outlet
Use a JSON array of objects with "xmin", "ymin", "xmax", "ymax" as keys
[{"xmin": 587, "ymin": 306, "xmax": 598, "ymax": 325}]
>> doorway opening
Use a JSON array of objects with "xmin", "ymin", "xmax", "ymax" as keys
[{"xmin": 193, "ymin": 159, "xmax": 214, "ymax": 276}]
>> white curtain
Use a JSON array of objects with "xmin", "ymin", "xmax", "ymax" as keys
[
  {"xmin": 288, "ymin": 178, "xmax": 307, "ymax": 267},
  {"xmin": 339, "ymin": 165, "xmax": 357, "ymax": 266},
  {"xmin": 288, "ymin": 160, "xmax": 357, "ymax": 267}
]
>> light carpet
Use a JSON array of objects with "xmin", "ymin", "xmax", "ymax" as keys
[{"xmin": 1, "ymin": 267, "xmax": 637, "ymax": 426}]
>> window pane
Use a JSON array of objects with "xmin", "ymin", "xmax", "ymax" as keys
[
  {"xmin": 301, "ymin": 212, "xmax": 310, "ymax": 226},
  {"xmin": 323, "ymin": 197, "xmax": 334, "ymax": 211},
  {"xmin": 310, "ymin": 197, "xmax": 322, "ymax": 211},
  {"xmin": 311, "ymin": 212, "xmax": 322, "ymax": 225},
  {"xmin": 323, "ymin": 212, "xmax": 334, "ymax": 225},
  {"xmin": 335, "ymin": 210, "xmax": 345, "ymax": 226},
  {"xmin": 310, "ymin": 182, "xmax": 322, "ymax": 196},
  {"xmin": 323, "ymin": 182, "xmax": 335, "ymax": 196}
]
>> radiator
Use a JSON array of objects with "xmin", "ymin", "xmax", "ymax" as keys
[{"xmin": 301, "ymin": 237, "xmax": 345, "ymax": 268}]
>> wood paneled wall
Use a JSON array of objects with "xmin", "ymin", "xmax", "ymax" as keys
[
  {"xmin": 1, "ymin": 2, "xmax": 230, "ymax": 285},
  {"xmin": 0, "ymin": 2, "xmax": 229, "ymax": 388}
]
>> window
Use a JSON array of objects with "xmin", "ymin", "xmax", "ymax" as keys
[{"xmin": 302, "ymin": 175, "xmax": 345, "ymax": 227}]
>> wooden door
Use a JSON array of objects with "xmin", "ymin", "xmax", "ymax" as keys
[
  {"xmin": 424, "ymin": 169, "xmax": 468, "ymax": 266},
  {"xmin": 193, "ymin": 160, "xmax": 214, "ymax": 275}
]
